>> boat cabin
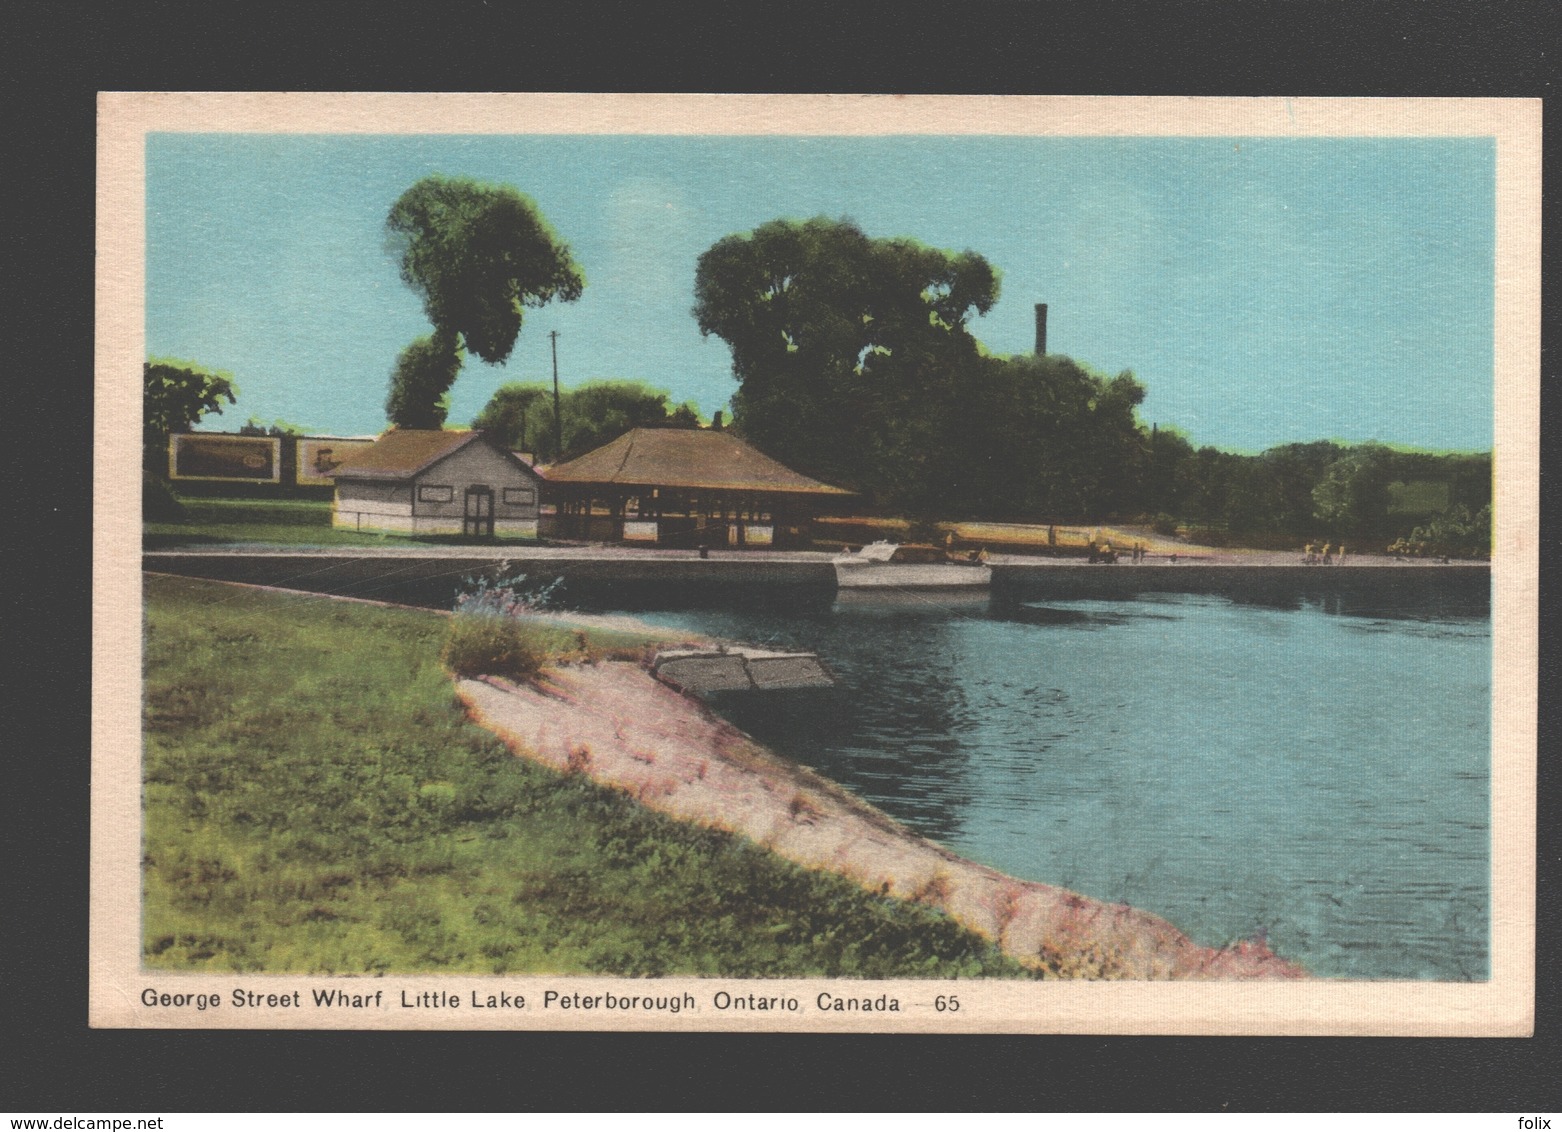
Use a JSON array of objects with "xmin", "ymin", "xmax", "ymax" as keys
[{"xmin": 851, "ymin": 541, "xmax": 958, "ymax": 564}]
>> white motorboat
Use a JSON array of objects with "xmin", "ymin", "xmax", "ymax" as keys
[{"xmin": 831, "ymin": 540, "xmax": 992, "ymax": 589}]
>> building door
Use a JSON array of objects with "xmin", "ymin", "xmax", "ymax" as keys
[{"xmin": 463, "ymin": 485, "xmax": 494, "ymax": 537}]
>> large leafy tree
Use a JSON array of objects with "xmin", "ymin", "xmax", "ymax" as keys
[
  {"xmin": 1312, "ymin": 445, "xmax": 1396, "ymax": 540},
  {"xmin": 384, "ymin": 331, "xmax": 464, "ymax": 430},
  {"xmin": 472, "ymin": 382, "xmax": 550, "ymax": 454},
  {"xmin": 560, "ymin": 381, "xmax": 700, "ymax": 460},
  {"xmin": 693, "ymin": 217, "xmax": 998, "ymax": 504},
  {"xmin": 385, "ymin": 175, "xmax": 584, "ymax": 427},
  {"xmin": 1230, "ymin": 441, "xmax": 1346, "ymax": 539},
  {"xmin": 940, "ymin": 354, "xmax": 1150, "ymax": 521},
  {"xmin": 144, "ymin": 358, "xmax": 238, "ymax": 472},
  {"xmin": 475, "ymin": 379, "xmax": 700, "ymax": 462},
  {"xmin": 1145, "ymin": 425, "xmax": 1197, "ymax": 518}
]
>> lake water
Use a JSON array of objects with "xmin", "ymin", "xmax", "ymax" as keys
[{"xmin": 599, "ymin": 585, "xmax": 1490, "ymax": 981}]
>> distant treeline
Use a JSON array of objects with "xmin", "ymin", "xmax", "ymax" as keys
[{"xmin": 1140, "ymin": 436, "xmax": 1491, "ymax": 556}]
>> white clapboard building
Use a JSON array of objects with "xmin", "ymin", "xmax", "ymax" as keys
[{"xmin": 329, "ymin": 429, "xmax": 543, "ymax": 537}]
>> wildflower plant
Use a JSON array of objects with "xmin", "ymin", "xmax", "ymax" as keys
[
  {"xmin": 451, "ymin": 563, "xmax": 563, "ymax": 617},
  {"xmin": 442, "ymin": 567, "xmax": 573, "ymax": 680}
]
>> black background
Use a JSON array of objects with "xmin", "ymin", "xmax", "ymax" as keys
[{"xmin": 5, "ymin": 0, "xmax": 1555, "ymax": 1112}]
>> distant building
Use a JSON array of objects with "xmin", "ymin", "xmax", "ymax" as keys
[
  {"xmin": 539, "ymin": 427, "xmax": 851, "ymax": 548},
  {"xmin": 329, "ymin": 429, "xmax": 543, "ymax": 537}
]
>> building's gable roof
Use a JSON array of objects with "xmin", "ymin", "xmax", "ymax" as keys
[
  {"xmin": 541, "ymin": 428, "xmax": 851, "ymax": 495},
  {"xmin": 329, "ymin": 429, "xmax": 537, "ymax": 481}
]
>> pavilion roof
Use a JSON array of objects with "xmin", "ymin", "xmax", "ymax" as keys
[{"xmin": 540, "ymin": 428, "xmax": 851, "ymax": 496}]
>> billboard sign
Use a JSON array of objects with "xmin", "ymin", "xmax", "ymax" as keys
[
  {"xmin": 168, "ymin": 433, "xmax": 281, "ymax": 483},
  {"xmin": 296, "ymin": 437, "xmax": 374, "ymax": 486}
]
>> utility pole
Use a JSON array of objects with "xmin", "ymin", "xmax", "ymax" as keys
[{"xmin": 549, "ymin": 330, "xmax": 562, "ymax": 462}]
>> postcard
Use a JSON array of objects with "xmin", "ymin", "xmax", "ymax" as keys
[{"xmin": 94, "ymin": 93, "xmax": 1538, "ymax": 1033}]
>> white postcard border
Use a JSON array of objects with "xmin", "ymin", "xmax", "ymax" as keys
[{"xmin": 93, "ymin": 93, "xmax": 1540, "ymax": 1035}]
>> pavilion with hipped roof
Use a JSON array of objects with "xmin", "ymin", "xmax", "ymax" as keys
[{"xmin": 539, "ymin": 427, "xmax": 852, "ymax": 548}]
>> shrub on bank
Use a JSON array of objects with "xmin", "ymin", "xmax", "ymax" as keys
[
  {"xmin": 441, "ymin": 570, "xmax": 580, "ymax": 680},
  {"xmin": 1388, "ymin": 503, "xmax": 1492, "ymax": 560},
  {"xmin": 441, "ymin": 614, "xmax": 581, "ymax": 680}
]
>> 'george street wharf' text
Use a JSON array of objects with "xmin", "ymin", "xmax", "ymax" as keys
[{"xmin": 140, "ymin": 986, "xmax": 905, "ymax": 1015}]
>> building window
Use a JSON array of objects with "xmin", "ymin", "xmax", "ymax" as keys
[
  {"xmin": 503, "ymin": 486, "xmax": 535, "ymax": 506},
  {"xmin": 418, "ymin": 485, "xmax": 454, "ymax": 503}
]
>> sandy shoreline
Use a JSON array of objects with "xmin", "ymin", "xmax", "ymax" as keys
[{"xmin": 457, "ymin": 659, "xmax": 1307, "ymax": 980}]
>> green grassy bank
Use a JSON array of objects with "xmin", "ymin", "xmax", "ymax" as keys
[
  {"xmin": 143, "ymin": 574, "xmax": 1030, "ymax": 977},
  {"xmin": 144, "ymin": 496, "xmax": 545, "ymax": 550}
]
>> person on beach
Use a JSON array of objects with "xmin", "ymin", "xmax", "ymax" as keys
[
  {"xmin": 1337, "ymin": 544, "xmax": 1346, "ymax": 565},
  {"xmin": 1304, "ymin": 542, "xmax": 1316, "ymax": 565},
  {"xmin": 1321, "ymin": 542, "xmax": 1333, "ymax": 566}
]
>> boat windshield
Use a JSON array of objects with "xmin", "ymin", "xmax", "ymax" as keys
[{"xmin": 856, "ymin": 541, "xmax": 899, "ymax": 562}]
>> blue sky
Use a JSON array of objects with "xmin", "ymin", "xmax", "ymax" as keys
[{"xmin": 147, "ymin": 134, "xmax": 1495, "ymax": 453}]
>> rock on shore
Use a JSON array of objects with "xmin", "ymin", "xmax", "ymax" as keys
[{"xmin": 456, "ymin": 662, "xmax": 1306, "ymax": 980}]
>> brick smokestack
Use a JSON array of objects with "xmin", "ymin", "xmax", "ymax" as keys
[{"xmin": 1034, "ymin": 303, "xmax": 1048, "ymax": 356}]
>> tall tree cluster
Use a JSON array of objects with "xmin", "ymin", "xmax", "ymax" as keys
[
  {"xmin": 896, "ymin": 352, "xmax": 1152, "ymax": 520},
  {"xmin": 474, "ymin": 380, "xmax": 701, "ymax": 463},
  {"xmin": 693, "ymin": 217, "xmax": 1000, "ymax": 513},
  {"xmin": 693, "ymin": 216, "xmax": 1155, "ymax": 519},
  {"xmin": 384, "ymin": 175, "xmax": 583, "ymax": 428}
]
